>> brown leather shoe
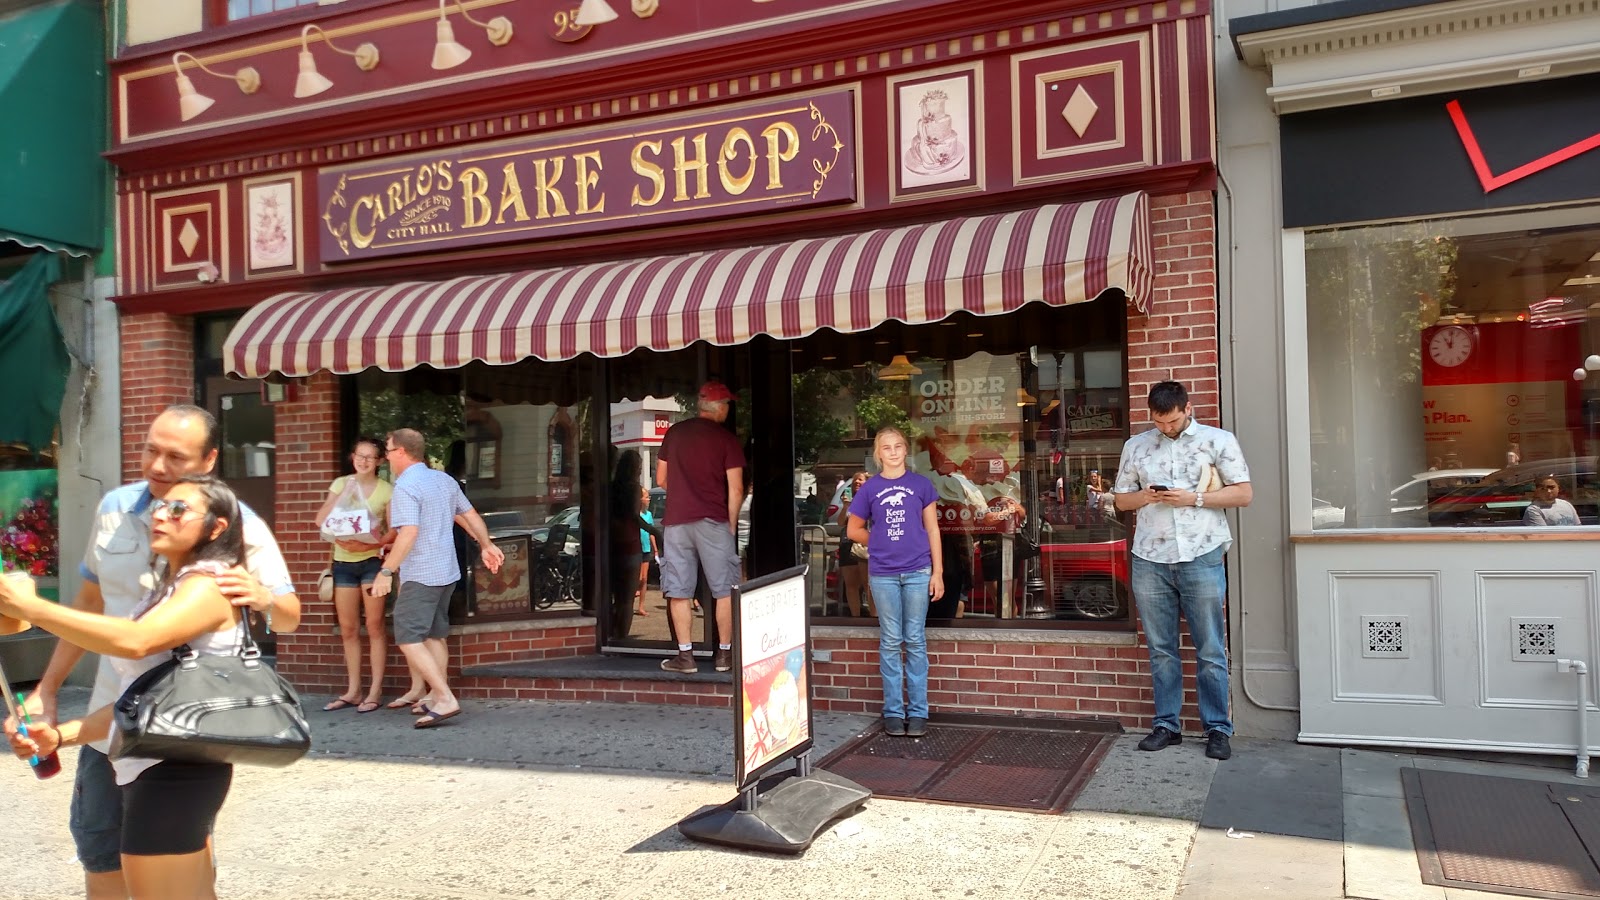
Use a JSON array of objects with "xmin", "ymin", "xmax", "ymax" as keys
[
  {"xmin": 713, "ymin": 648, "xmax": 733, "ymax": 672},
  {"xmin": 660, "ymin": 651, "xmax": 698, "ymax": 673}
]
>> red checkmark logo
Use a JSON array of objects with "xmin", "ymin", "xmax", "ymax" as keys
[{"xmin": 1448, "ymin": 99, "xmax": 1600, "ymax": 192}]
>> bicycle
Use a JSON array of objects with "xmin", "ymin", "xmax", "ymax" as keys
[{"xmin": 530, "ymin": 523, "xmax": 580, "ymax": 610}]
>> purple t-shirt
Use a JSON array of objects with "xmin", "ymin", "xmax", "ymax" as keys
[{"xmin": 848, "ymin": 471, "xmax": 939, "ymax": 575}]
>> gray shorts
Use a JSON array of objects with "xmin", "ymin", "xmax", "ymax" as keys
[
  {"xmin": 69, "ymin": 746, "xmax": 123, "ymax": 874},
  {"xmin": 393, "ymin": 581, "xmax": 455, "ymax": 644},
  {"xmin": 660, "ymin": 519, "xmax": 740, "ymax": 599}
]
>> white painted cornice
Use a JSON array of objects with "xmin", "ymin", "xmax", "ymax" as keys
[{"xmin": 1234, "ymin": 0, "xmax": 1600, "ymax": 112}]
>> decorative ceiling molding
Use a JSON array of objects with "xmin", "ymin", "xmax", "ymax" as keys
[{"xmin": 1234, "ymin": 0, "xmax": 1600, "ymax": 112}]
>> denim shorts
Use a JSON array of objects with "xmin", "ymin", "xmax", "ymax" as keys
[
  {"xmin": 69, "ymin": 746, "xmax": 123, "ymax": 874},
  {"xmin": 331, "ymin": 556, "xmax": 383, "ymax": 588},
  {"xmin": 660, "ymin": 519, "xmax": 740, "ymax": 599}
]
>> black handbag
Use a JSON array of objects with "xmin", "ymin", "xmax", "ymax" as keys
[{"xmin": 109, "ymin": 612, "xmax": 312, "ymax": 768}]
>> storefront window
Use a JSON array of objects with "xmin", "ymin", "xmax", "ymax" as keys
[
  {"xmin": 225, "ymin": 0, "xmax": 318, "ymax": 21},
  {"xmin": 793, "ymin": 302, "xmax": 1130, "ymax": 626},
  {"xmin": 1306, "ymin": 209, "xmax": 1600, "ymax": 529}
]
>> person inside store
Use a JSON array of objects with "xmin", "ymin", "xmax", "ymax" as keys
[
  {"xmin": 847, "ymin": 426, "xmax": 945, "ymax": 737},
  {"xmin": 635, "ymin": 485, "xmax": 661, "ymax": 619},
  {"xmin": 2, "ymin": 475, "xmax": 280, "ymax": 900},
  {"xmin": 1113, "ymin": 380, "xmax": 1252, "ymax": 761},
  {"xmin": 836, "ymin": 470, "xmax": 871, "ymax": 616},
  {"xmin": 369, "ymin": 429, "xmax": 504, "ymax": 728},
  {"xmin": 1, "ymin": 404, "xmax": 297, "ymax": 900},
  {"xmin": 656, "ymin": 380, "xmax": 746, "ymax": 674},
  {"xmin": 1524, "ymin": 475, "xmax": 1580, "ymax": 527},
  {"xmin": 315, "ymin": 437, "xmax": 395, "ymax": 713},
  {"xmin": 609, "ymin": 449, "xmax": 647, "ymax": 638}
]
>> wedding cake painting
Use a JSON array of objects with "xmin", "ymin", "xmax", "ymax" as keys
[
  {"xmin": 247, "ymin": 181, "xmax": 296, "ymax": 272},
  {"xmin": 900, "ymin": 77, "xmax": 971, "ymax": 188}
]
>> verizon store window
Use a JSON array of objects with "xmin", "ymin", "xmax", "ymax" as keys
[{"xmin": 1305, "ymin": 207, "xmax": 1600, "ymax": 530}]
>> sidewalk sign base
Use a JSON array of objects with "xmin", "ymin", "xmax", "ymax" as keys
[{"xmin": 678, "ymin": 768, "xmax": 870, "ymax": 854}]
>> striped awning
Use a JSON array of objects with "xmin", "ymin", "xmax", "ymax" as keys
[{"xmin": 224, "ymin": 192, "xmax": 1152, "ymax": 379}]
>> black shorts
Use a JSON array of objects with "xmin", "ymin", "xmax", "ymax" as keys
[{"xmin": 121, "ymin": 761, "xmax": 233, "ymax": 857}]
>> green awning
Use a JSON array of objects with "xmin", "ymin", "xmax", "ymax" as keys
[
  {"xmin": 0, "ymin": 0, "xmax": 105, "ymax": 255},
  {"xmin": 0, "ymin": 252, "xmax": 69, "ymax": 452}
]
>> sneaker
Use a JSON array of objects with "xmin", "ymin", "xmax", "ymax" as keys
[
  {"xmin": 1137, "ymin": 726, "xmax": 1182, "ymax": 752},
  {"xmin": 883, "ymin": 717, "xmax": 907, "ymax": 736},
  {"xmin": 660, "ymin": 651, "xmax": 698, "ymax": 673},
  {"xmin": 1205, "ymin": 731, "xmax": 1233, "ymax": 760},
  {"xmin": 713, "ymin": 649, "xmax": 732, "ymax": 672},
  {"xmin": 906, "ymin": 717, "xmax": 927, "ymax": 737}
]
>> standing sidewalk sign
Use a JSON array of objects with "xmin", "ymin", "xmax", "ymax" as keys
[{"xmin": 678, "ymin": 565, "xmax": 870, "ymax": 853}]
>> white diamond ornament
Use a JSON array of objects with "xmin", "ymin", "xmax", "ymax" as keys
[
  {"xmin": 1061, "ymin": 85, "xmax": 1099, "ymax": 138},
  {"xmin": 177, "ymin": 219, "xmax": 201, "ymax": 257}
]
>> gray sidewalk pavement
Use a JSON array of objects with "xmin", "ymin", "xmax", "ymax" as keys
[{"xmin": 1, "ymin": 688, "xmax": 1584, "ymax": 899}]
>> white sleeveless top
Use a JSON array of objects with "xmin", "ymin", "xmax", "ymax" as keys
[{"xmin": 110, "ymin": 561, "xmax": 244, "ymax": 785}]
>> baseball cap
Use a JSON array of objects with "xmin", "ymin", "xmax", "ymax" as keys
[{"xmin": 698, "ymin": 380, "xmax": 734, "ymax": 403}]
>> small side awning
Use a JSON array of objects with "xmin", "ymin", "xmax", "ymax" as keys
[{"xmin": 225, "ymin": 192, "xmax": 1152, "ymax": 379}]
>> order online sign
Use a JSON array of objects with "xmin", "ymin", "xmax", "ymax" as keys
[{"xmin": 732, "ymin": 565, "xmax": 813, "ymax": 789}]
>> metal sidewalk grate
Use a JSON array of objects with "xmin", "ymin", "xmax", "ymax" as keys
[
  {"xmin": 1404, "ymin": 768, "xmax": 1600, "ymax": 899},
  {"xmin": 817, "ymin": 721, "xmax": 1117, "ymax": 814}
]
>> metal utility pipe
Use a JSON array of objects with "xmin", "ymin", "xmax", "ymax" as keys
[{"xmin": 1557, "ymin": 658, "xmax": 1590, "ymax": 778}]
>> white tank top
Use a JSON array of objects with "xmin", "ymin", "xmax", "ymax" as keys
[{"xmin": 110, "ymin": 561, "xmax": 244, "ymax": 785}]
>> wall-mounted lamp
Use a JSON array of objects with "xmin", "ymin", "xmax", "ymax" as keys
[
  {"xmin": 171, "ymin": 51, "xmax": 260, "ymax": 122},
  {"xmin": 431, "ymin": 0, "xmax": 514, "ymax": 70},
  {"xmin": 877, "ymin": 354, "xmax": 923, "ymax": 381},
  {"xmin": 1016, "ymin": 388, "xmax": 1038, "ymax": 407},
  {"xmin": 295, "ymin": 24, "xmax": 380, "ymax": 99},
  {"xmin": 575, "ymin": 0, "xmax": 620, "ymax": 25}
]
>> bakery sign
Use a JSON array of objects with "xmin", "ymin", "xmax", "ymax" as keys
[{"xmin": 318, "ymin": 91, "xmax": 856, "ymax": 261}]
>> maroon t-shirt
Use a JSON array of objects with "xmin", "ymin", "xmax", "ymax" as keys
[{"xmin": 659, "ymin": 416, "xmax": 746, "ymax": 526}]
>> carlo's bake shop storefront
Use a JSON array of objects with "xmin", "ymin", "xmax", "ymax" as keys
[{"xmin": 110, "ymin": 0, "xmax": 1219, "ymax": 728}]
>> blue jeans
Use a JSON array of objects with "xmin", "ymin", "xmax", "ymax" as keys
[
  {"xmin": 868, "ymin": 567, "xmax": 932, "ymax": 720},
  {"xmin": 1130, "ymin": 546, "xmax": 1231, "ymax": 736}
]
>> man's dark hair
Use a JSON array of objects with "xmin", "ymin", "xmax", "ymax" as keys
[
  {"xmin": 163, "ymin": 404, "xmax": 221, "ymax": 457},
  {"xmin": 177, "ymin": 474, "xmax": 247, "ymax": 570},
  {"xmin": 1147, "ymin": 381, "xmax": 1189, "ymax": 415}
]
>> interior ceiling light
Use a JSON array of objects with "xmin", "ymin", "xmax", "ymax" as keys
[
  {"xmin": 171, "ymin": 51, "xmax": 260, "ymax": 122},
  {"xmin": 431, "ymin": 0, "xmax": 514, "ymax": 70},
  {"xmin": 295, "ymin": 24, "xmax": 380, "ymax": 99},
  {"xmin": 877, "ymin": 354, "xmax": 922, "ymax": 381},
  {"xmin": 1016, "ymin": 387, "xmax": 1038, "ymax": 407},
  {"xmin": 575, "ymin": 0, "xmax": 620, "ymax": 26}
]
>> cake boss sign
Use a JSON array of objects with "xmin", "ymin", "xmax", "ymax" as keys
[{"xmin": 319, "ymin": 92, "xmax": 855, "ymax": 261}]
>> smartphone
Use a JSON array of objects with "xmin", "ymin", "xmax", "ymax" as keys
[{"xmin": 1149, "ymin": 484, "xmax": 1171, "ymax": 492}]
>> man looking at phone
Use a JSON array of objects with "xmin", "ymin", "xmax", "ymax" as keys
[
  {"xmin": 1113, "ymin": 381, "xmax": 1252, "ymax": 761},
  {"xmin": 1, "ymin": 405, "xmax": 299, "ymax": 899}
]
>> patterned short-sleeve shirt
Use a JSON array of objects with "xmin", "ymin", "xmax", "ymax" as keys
[
  {"xmin": 389, "ymin": 465, "xmax": 473, "ymax": 587},
  {"xmin": 1113, "ymin": 419, "xmax": 1251, "ymax": 564}
]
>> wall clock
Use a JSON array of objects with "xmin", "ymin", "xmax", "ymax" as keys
[{"xmin": 1428, "ymin": 324, "xmax": 1474, "ymax": 368}]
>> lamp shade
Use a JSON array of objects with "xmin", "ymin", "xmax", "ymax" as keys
[
  {"xmin": 1016, "ymin": 388, "xmax": 1038, "ymax": 407},
  {"xmin": 293, "ymin": 51, "xmax": 334, "ymax": 98},
  {"xmin": 877, "ymin": 354, "xmax": 923, "ymax": 381},
  {"xmin": 431, "ymin": 19, "xmax": 472, "ymax": 70},
  {"xmin": 176, "ymin": 74, "xmax": 215, "ymax": 121},
  {"xmin": 574, "ymin": 0, "xmax": 619, "ymax": 25}
]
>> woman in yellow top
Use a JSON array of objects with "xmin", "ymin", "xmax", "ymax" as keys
[{"xmin": 314, "ymin": 437, "xmax": 394, "ymax": 713}]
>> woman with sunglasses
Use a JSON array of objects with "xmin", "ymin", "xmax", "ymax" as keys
[
  {"xmin": 313, "ymin": 437, "xmax": 395, "ymax": 713},
  {"xmin": 2, "ymin": 475, "xmax": 252, "ymax": 899}
]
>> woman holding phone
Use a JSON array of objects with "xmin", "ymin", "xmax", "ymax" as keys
[
  {"xmin": 846, "ymin": 427, "xmax": 944, "ymax": 738},
  {"xmin": 2, "ymin": 474, "xmax": 252, "ymax": 899}
]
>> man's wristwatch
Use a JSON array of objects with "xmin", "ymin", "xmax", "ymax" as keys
[
  {"xmin": 378, "ymin": 567, "xmax": 393, "ymax": 578},
  {"xmin": 1194, "ymin": 492, "xmax": 1205, "ymax": 508}
]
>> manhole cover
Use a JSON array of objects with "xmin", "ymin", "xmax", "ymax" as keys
[
  {"xmin": 817, "ymin": 721, "xmax": 1116, "ymax": 814},
  {"xmin": 1405, "ymin": 768, "xmax": 1600, "ymax": 898}
]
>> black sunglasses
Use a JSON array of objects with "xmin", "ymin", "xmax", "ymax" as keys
[{"xmin": 150, "ymin": 498, "xmax": 201, "ymax": 521}]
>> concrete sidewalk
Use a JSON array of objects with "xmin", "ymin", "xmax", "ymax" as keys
[{"xmin": 2, "ymin": 689, "xmax": 1583, "ymax": 899}]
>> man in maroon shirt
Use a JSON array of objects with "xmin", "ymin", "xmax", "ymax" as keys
[{"xmin": 656, "ymin": 381, "xmax": 746, "ymax": 673}]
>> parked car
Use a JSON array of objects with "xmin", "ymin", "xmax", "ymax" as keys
[
  {"xmin": 1310, "ymin": 468, "xmax": 1495, "ymax": 529},
  {"xmin": 529, "ymin": 506, "xmax": 581, "ymax": 554},
  {"xmin": 1428, "ymin": 457, "xmax": 1599, "ymax": 527}
]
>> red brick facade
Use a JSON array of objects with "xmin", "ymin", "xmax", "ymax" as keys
[{"xmin": 115, "ymin": 192, "xmax": 1217, "ymax": 735}]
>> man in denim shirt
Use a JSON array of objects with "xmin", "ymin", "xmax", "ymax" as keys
[{"xmin": 1113, "ymin": 381, "xmax": 1252, "ymax": 761}]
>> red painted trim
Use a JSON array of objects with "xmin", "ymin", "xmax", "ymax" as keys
[{"xmin": 1447, "ymin": 98, "xmax": 1600, "ymax": 193}]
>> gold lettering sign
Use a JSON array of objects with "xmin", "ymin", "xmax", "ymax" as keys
[{"xmin": 320, "ymin": 92, "xmax": 854, "ymax": 261}]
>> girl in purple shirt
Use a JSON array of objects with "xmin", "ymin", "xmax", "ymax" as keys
[{"xmin": 847, "ymin": 426, "xmax": 944, "ymax": 737}]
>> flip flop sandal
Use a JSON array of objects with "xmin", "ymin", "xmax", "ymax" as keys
[
  {"xmin": 357, "ymin": 699, "xmax": 382, "ymax": 714},
  {"xmin": 414, "ymin": 708, "xmax": 462, "ymax": 729},
  {"xmin": 323, "ymin": 697, "xmax": 360, "ymax": 712},
  {"xmin": 386, "ymin": 697, "xmax": 421, "ymax": 710}
]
